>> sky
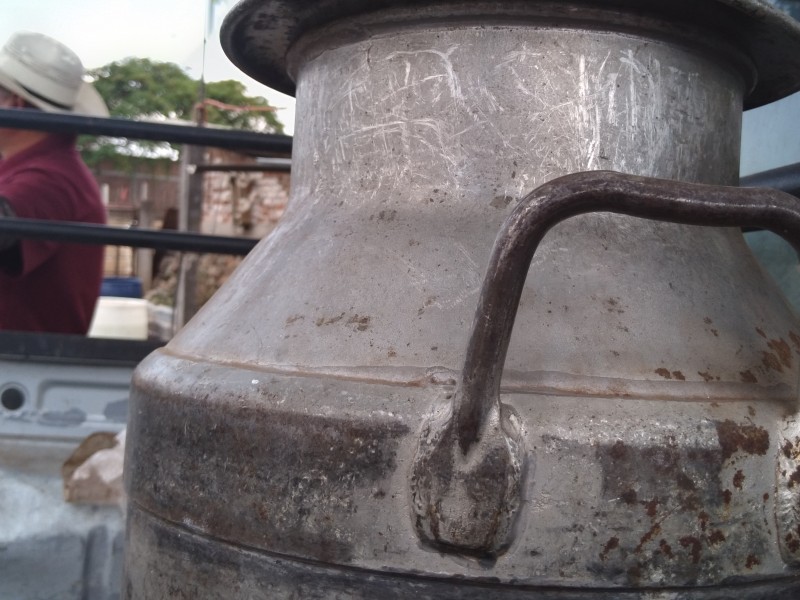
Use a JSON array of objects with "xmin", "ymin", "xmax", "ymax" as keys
[{"xmin": 0, "ymin": 0, "xmax": 297, "ymax": 134}]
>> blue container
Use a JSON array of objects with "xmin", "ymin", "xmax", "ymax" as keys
[{"xmin": 100, "ymin": 276, "xmax": 143, "ymax": 299}]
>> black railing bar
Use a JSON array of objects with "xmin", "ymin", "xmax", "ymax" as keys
[
  {"xmin": 194, "ymin": 160, "xmax": 291, "ymax": 173},
  {"xmin": 741, "ymin": 161, "xmax": 800, "ymax": 197},
  {"xmin": 0, "ymin": 217, "xmax": 257, "ymax": 255},
  {"xmin": 0, "ymin": 109, "xmax": 293, "ymax": 156}
]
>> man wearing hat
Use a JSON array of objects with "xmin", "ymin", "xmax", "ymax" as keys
[{"xmin": 0, "ymin": 32, "xmax": 109, "ymax": 334}]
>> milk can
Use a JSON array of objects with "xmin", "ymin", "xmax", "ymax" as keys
[{"xmin": 124, "ymin": 1, "xmax": 800, "ymax": 597}]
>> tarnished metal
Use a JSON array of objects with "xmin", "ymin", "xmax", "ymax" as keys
[
  {"xmin": 411, "ymin": 171, "xmax": 800, "ymax": 556},
  {"xmin": 125, "ymin": 0, "xmax": 800, "ymax": 597}
]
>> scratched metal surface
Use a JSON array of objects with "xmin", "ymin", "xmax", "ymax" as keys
[
  {"xmin": 173, "ymin": 24, "xmax": 796, "ymax": 393},
  {"xmin": 126, "ymin": 4, "xmax": 800, "ymax": 598}
]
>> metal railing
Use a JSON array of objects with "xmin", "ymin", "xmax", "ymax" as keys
[
  {"xmin": 0, "ymin": 108, "xmax": 291, "ymax": 257},
  {"xmin": 0, "ymin": 217, "xmax": 257, "ymax": 255},
  {"xmin": 0, "ymin": 108, "xmax": 292, "ymax": 156}
]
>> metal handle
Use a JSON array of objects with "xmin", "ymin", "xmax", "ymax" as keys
[{"xmin": 410, "ymin": 170, "xmax": 800, "ymax": 557}]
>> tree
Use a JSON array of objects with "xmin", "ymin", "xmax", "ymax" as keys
[{"xmin": 81, "ymin": 57, "xmax": 283, "ymax": 167}]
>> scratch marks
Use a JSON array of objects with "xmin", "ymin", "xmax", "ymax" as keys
[
  {"xmin": 577, "ymin": 54, "xmax": 602, "ymax": 170},
  {"xmin": 386, "ymin": 46, "xmax": 466, "ymax": 107}
]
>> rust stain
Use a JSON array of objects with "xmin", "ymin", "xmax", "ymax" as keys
[
  {"xmin": 789, "ymin": 331, "xmax": 800, "ymax": 354},
  {"xmin": 635, "ymin": 523, "xmax": 661, "ymax": 552},
  {"xmin": 621, "ymin": 489, "xmax": 638, "ymax": 505},
  {"xmin": 698, "ymin": 371, "xmax": 714, "ymax": 382},
  {"xmin": 387, "ymin": 348, "xmax": 397, "ymax": 358},
  {"xmin": 346, "ymin": 314, "xmax": 371, "ymax": 331},
  {"xmin": 704, "ymin": 317, "xmax": 713, "ymax": 325},
  {"xmin": 708, "ymin": 529, "xmax": 726, "ymax": 545},
  {"xmin": 626, "ymin": 563, "xmax": 642, "ymax": 583},
  {"xmin": 763, "ymin": 493, "xmax": 770, "ymax": 502},
  {"xmin": 723, "ymin": 489, "xmax": 732, "ymax": 505},
  {"xmin": 659, "ymin": 539, "xmax": 674, "ymax": 558},
  {"xmin": 756, "ymin": 327, "xmax": 767, "ymax": 338},
  {"xmin": 768, "ymin": 338, "xmax": 793, "ymax": 369},
  {"xmin": 599, "ymin": 536, "xmax": 619, "ymax": 561},
  {"xmin": 786, "ymin": 532, "xmax": 800, "ymax": 553},
  {"xmin": 710, "ymin": 329, "xmax": 719, "ymax": 337},
  {"xmin": 655, "ymin": 368, "xmax": 672, "ymax": 379},
  {"xmin": 788, "ymin": 466, "xmax": 800, "ymax": 488},
  {"xmin": 671, "ymin": 371, "xmax": 686, "ymax": 381},
  {"xmin": 642, "ymin": 498, "xmax": 659, "ymax": 518},
  {"xmin": 676, "ymin": 472, "xmax": 695, "ymax": 491},
  {"xmin": 739, "ymin": 370, "xmax": 758, "ymax": 384},
  {"xmin": 762, "ymin": 351, "xmax": 784, "ymax": 373},
  {"xmin": 698, "ymin": 511, "xmax": 709, "ymax": 532},
  {"xmin": 315, "ymin": 313, "xmax": 345, "ymax": 326},
  {"xmin": 609, "ymin": 440, "xmax": 627, "ymax": 460},
  {"xmin": 714, "ymin": 420, "xmax": 770, "ymax": 461},
  {"xmin": 733, "ymin": 470, "xmax": 745, "ymax": 490},
  {"xmin": 745, "ymin": 554, "xmax": 761, "ymax": 569},
  {"xmin": 748, "ymin": 406, "xmax": 756, "ymax": 417},
  {"xmin": 679, "ymin": 536, "xmax": 702, "ymax": 564},
  {"xmin": 604, "ymin": 297, "xmax": 624, "ymax": 314},
  {"xmin": 285, "ymin": 314, "xmax": 304, "ymax": 325},
  {"xmin": 783, "ymin": 440, "xmax": 796, "ymax": 459}
]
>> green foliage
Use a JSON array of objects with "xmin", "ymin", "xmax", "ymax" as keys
[
  {"xmin": 81, "ymin": 57, "xmax": 284, "ymax": 168},
  {"xmin": 90, "ymin": 59, "xmax": 198, "ymax": 121}
]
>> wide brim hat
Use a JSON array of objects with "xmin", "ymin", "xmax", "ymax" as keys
[{"xmin": 0, "ymin": 31, "xmax": 108, "ymax": 118}]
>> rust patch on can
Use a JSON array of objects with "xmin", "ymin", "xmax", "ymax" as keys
[
  {"xmin": 346, "ymin": 314, "xmax": 371, "ymax": 331},
  {"xmin": 768, "ymin": 338, "xmax": 793, "ymax": 370},
  {"xmin": 745, "ymin": 554, "xmax": 761, "ymax": 569},
  {"xmin": 642, "ymin": 498, "xmax": 659, "ymax": 518},
  {"xmin": 698, "ymin": 511, "xmax": 709, "ymax": 531},
  {"xmin": 672, "ymin": 371, "xmax": 686, "ymax": 381},
  {"xmin": 315, "ymin": 313, "xmax": 345, "ymax": 326},
  {"xmin": 783, "ymin": 440, "xmax": 797, "ymax": 459},
  {"xmin": 762, "ymin": 351, "xmax": 784, "ymax": 373},
  {"xmin": 739, "ymin": 370, "xmax": 758, "ymax": 384},
  {"xmin": 714, "ymin": 420, "xmax": 770, "ymax": 461},
  {"xmin": 756, "ymin": 327, "xmax": 767, "ymax": 338},
  {"xmin": 787, "ymin": 466, "xmax": 800, "ymax": 488},
  {"xmin": 676, "ymin": 472, "xmax": 695, "ymax": 491},
  {"xmin": 722, "ymin": 489, "xmax": 732, "ymax": 505},
  {"xmin": 786, "ymin": 531, "xmax": 800, "ymax": 553},
  {"xmin": 635, "ymin": 523, "xmax": 661, "ymax": 552},
  {"xmin": 679, "ymin": 536, "xmax": 702, "ymax": 564},
  {"xmin": 600, "ymin": 536, "xmax": 620, "ymax": 561},
  {"xmin": 733, "ymin": 470, "xmax": 745, "ymax": 490},
  {"xmin": 708, "ymin": 529, "xmax": 726, "ymax": 545},
  {"xmin": 609, "ymin": 440, "xmax": 627, "ymax": 460},
  {"xmin": 655, "ymin": 368, "xmax": 672, "ymax": 379},
  {"xmin": 789, "ymin": 331, "xmax": 800, "ymax": 354}
]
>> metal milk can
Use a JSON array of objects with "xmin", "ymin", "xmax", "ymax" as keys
[{"xmin": 124, "ymin": 1, "xmax": 800, "ymax": 597}]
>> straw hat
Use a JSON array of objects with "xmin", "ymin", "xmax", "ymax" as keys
[{"xmin": 0, "ymin": 31, "xmax": 108, "ymax": 117}]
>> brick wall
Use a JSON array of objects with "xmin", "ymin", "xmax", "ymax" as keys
[{"xmin": 90, "ymin": 149, "xmax": 290, "ymax": 306}]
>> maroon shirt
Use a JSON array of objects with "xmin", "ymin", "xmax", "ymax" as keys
[{"xmin": 0, "ymin": 134, "xmax": 106, "ymax": 334}]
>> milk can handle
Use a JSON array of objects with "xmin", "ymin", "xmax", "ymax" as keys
[
  {"xmin": 454, "ymin": 170, "xmax": 800, "ymax": 453},
  {"xmin": 410, "ymin": 170, "xmax": 800, "ymax": 557}
]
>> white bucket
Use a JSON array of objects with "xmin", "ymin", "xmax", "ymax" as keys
[{"xmin": 88, "ymin": 297, "xmax": 149, "ymax": 340}]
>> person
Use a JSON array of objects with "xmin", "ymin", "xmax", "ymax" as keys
[{"xmin": 0, "ymin": 31, "xmax": 109, "ymax": 334}]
